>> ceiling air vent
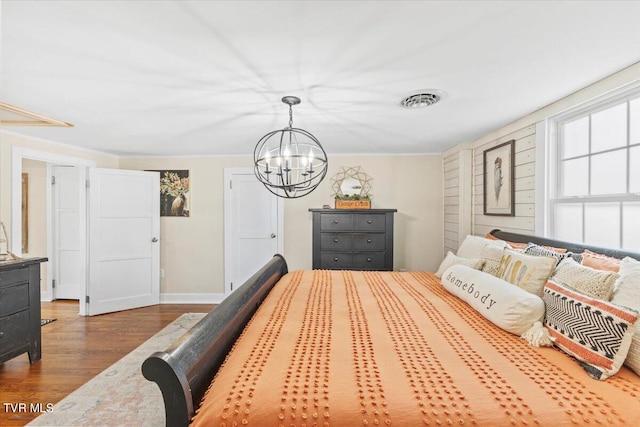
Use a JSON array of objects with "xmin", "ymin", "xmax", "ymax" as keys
[{"xmin": 400, "ymin": 92, "xmax": 441, "ymax": 109}]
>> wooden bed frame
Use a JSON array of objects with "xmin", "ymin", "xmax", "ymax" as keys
[
  {"xmin": 142, "ymin": 254, "xmax": 288, "ymax": 427},
  {"xmin": 142, "ymin": 231, "xmax": 639, "ymax": 427}
]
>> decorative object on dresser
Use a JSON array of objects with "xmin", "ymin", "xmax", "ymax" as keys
[
  {"xmin": 309, "ymin": 208, "xmax": 396, "ymax": 270},
  {"xmin": 253, "ymin": 96, "xmax": 328, "ymax": 198},
  {"xmin": 0, "ymin": 221, "xmax": 18, "ymax": 261},
  {"xmin": 0, "ymin": 257, "xmax": 47, "ymax": 364},
  {"xmin": 483, "ymin": 139, "xmax": 515, "ymax": 216},
  {"xmin": 330, "ymin": 166, "xmax": 373, "ymax": 209}
]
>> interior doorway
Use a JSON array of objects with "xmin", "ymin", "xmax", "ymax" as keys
[
  {"xmin": 11, "ymin": 147, "xmax": 95, "ymax": 314},
  {"xmin": 50, "ymin": 165, "xmax": 83, "ymax": 300},
  {"xmin": 223, "ymin": 168, "xmax": 284, "ymax": 295}
]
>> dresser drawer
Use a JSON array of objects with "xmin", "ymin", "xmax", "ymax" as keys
[
  {"xmin": 0, "ymin": 268, "xmax": 29, "ymax": 288},
  {"xmin": 320, "ymin": 214, "xmax": 353, "ymax": 231},
  {"xmin": 0, "ymin": 310, "xmax": 30, "ymax": 353},
  {"xmin": 353, "ymin": 214, "xmax": 385, "ymax": 231},
  {"xmin": 352, "ymin": 233, "xmax": 386, "ymax": 251},
  {"xmin": 353, "ymin": 252, "xmax": 387, "ymax": 270},
  {"xmin": 320, "ymin": 233, "xmax": 352, "ymax": 251},
  {"xmin": 0, "ymin": 283, "xmax": 29, "ymax": 317},
  {"xmin": 320, "ymin": 253, "xmax": 353, "ymax": 269}
]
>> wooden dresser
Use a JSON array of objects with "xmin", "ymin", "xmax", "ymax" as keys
[
  {"xmin": 310, "ymin": 209, "xmax": 396, "ymax": 271},
  {"xmin": 0, "ymin": 257, "xmax": 47, "ymax": 364}
]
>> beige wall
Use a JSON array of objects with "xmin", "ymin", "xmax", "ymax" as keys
[
  {"xmin": 283, "ymin": 155, "xmax": 443, "ymax": 273},
  {"xmin": 120, "ymin": 154, "xmax": 443, "ymax": 295},
  {"xmin": 119, "ymin": 156, "xmax": 251, "ymax": 295}
]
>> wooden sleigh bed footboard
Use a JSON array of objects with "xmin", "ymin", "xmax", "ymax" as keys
[{"xmin": 141, "ymin": 254, "xmax": 288, "ymax": 427}]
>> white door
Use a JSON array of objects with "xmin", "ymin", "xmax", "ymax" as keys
[
  {"xmin": 87, "ymin": 168, "xmax": 160, "ymax": 316},
  {"xmin": 224, "ymin": 168, "xmax": 283, "ymax": 294},
  {"xmin": 52, "ymin": 165, "xmax": 83, "ymax": 299}
]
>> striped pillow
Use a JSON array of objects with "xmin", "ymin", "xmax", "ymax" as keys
[
  {"xmin": 524, "ymin": 242, "xmax": 567, "ymax": 264},
  {"xmin": 543, "ymin": 280, "xmax": 638, "ymax": 380}
]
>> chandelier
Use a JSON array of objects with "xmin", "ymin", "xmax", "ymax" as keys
[{"xmin": 254, "ymin": 96, "xmax": 328, "ymax": 198}]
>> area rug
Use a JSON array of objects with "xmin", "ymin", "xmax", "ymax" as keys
[
  {"xmin": 27, "ymin": 313, "xmax": 206, "ymax": 427},
  {"xmin": 40, "ymin": 318, "xmax": 56, "ymax": 326}
]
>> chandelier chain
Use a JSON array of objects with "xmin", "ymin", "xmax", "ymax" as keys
[{"xmin": 288, "ymin": 105, "xmax": 293, "ymax": 128}]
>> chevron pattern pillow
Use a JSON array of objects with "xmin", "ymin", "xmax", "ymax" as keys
[{"xmin": 543, "ymin": 280, "xmax": 639, "ymax": 380}]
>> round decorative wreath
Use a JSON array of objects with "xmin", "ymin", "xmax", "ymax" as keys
[{"xmin": 330, "ymin": 166, "xmax": 373, "ymax": 200}]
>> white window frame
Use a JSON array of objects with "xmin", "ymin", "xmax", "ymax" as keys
[{"xmin": 538, "ymin": 81, "xmax": 640, "ymax": 249}]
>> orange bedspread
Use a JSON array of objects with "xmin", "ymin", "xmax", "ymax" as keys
[{"xmin": 191, "ymin": 270, "xmax": 640, "ymax": 426}]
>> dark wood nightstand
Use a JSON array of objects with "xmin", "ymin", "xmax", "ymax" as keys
[{"xmin": 0, "ymin": 257, "xmax": 47, "ymax": 364}]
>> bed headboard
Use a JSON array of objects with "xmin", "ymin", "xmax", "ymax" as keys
[{"xmin": 489, "ymin": 229, "xmax": 640, "ymax": 261}]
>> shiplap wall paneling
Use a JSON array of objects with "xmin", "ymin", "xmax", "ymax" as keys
[
  {"xmin": 442, "ymin": 146, "xmax": 472, "ymax": 257},
  {"xmin": 472, "ymin": 125, "xmax": 536, "ymax": 237},
  {"xmin": 443, "ymin": 151, "xmax": 460, "ymax": 256}
]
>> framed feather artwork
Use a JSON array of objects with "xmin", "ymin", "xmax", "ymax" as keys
[{"xmin": 483, "ymin": 140, "xmax": 515, "ymax": 216}]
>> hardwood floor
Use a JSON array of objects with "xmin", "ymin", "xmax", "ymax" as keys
[{"xmin": 0, "ymin": 300, "xmax": 215, "ymax": 426}]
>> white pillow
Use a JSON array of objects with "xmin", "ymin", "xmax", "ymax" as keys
[
  {"xmin": 435, "ymin": 251, "xmax": 484, "ymax": 278},
  {"xmin": 480, "ymin": 245, "xmax": 505, "ymax": 277},
  {"xmin": 457, "ymin": 235, "xmax": 507, "ymax": 259},
  {"xmin": 611, "ymin": 257, "xmax": 640, "ymax": 375},
  {"xmin": 553, "ymin": 257, "xmax": 618, "ymax": 301},
  {"xmin": 441, "ymin": 264, "xmax": 545, "ymax": 335},
  {"xmin": 497, "ymin": 249, "xmax": 556, "ymax": 297}
]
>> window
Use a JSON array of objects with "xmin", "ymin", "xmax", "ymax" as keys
[{"xmin": 549, "ymin": 87, "xmax": 640, "ymax": 251}]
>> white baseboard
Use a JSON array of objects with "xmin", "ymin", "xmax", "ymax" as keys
[
  {"xmin": 41, "ymin": 292, "xmax": 227, "ymax": 304},
  {"xmin": 159, "ymin": 293, "xmax": 227, "ymax": 304}
]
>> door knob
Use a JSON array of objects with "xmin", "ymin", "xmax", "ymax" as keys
[
  {"xmin": 271, "ymin": 233, "xmax": 276, "ymax": 238},
  {"xmin": 151, "ymin": 237, "xmax": 158, "ymax": 242}
]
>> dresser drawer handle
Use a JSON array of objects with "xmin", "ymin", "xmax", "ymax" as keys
[
  {"xmin": 333, "ymin": 220, "xmax": 339, "ymax": 224},
  {"xmin": 367, "ymin": 220, "xmax": 372, "ymax": 224},
  {"xmin": 367, "ymin": 239, "xmax": 372, "ymax": 243},
  {"xmin": 367, "ymin": 257, "xmax": 372, "ymax": 262},
  {"xmin": 333, "ymin": 257, "xmax": 339, "ymax": 262},
  {"xmin": 333, "ymin": 238, "xmax": 339, "ymax": 243}
]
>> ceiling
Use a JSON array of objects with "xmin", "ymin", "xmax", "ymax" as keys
[{"xmin": 1, "ymin": 1, "xmax": 639, "ymax": 157}]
